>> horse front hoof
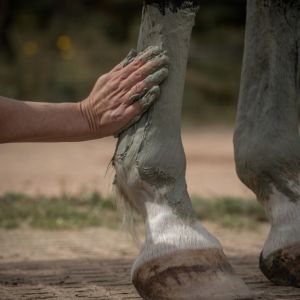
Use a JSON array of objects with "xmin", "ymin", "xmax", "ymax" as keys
[
  {"xmin": 260, "ymin": 243, "xmax": 300, "ymax": 287},
  {"xmin": 132, "ymin": 248, "xmax": 253, "ymax": 300}
]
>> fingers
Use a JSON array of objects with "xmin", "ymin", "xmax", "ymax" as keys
[
  {"xmin": 136, "ymin": 46, "xmax": 165, "ymax": 63},
  {"xmin": 138, "ymin": 85, "xmax": 160, "ymax": 112},
  {"xmin": 112, "ymin": 46, "xmax": 164, "ymax": 74},
  {"xmin": 126, "ymin": 67, "xmax": 168, "ymax": 104},
  {"xmin": 120, "ymin": 46, "xmax": 166, "ymax": 76},
  {"xmin": 114, "ymin": 86, "xmax": 160, "ymax": 137},
  {"xmin": 122, "ymin": 53, "xmax": 169, "ymax": 90},
  {"xmin": 127, "ymin": 86, "xmax": 161, "ymax": 127},
  {"xmin": 144, "ymin": 66, "xmax": 169, "ymax": 86}
]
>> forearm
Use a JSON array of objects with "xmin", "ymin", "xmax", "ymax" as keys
[{"xmin": 0, "ymin": 96, "xmax": 92, "ymax": 143}]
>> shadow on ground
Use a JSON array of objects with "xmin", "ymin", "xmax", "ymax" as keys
[{"xmin": 1, "ymin": 256, "xmax": 300, "ymax": 300}]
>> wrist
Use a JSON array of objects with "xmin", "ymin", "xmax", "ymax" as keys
[
  {"xmin": 78, "ymin": 98, "xmax": 102, "ymax": 139},
  {"xmin": 51, "ymin": 102, "xmax": 93, "ymax": 141}
]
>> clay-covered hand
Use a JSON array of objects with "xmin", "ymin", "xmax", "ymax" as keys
[{"xmin": 79, "ymin": 46, "xmax": 169, "ymax": 138}]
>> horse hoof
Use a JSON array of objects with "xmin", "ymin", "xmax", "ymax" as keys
[
  {"xmin": 132, "ymin": 248, "xmax": 253, "ymax": 300},
  {"xmin": 260, "ymin": 243, "xmax": 300, "ymax": 287}
]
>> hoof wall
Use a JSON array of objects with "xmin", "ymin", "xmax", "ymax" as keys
[
  {"xmin": 260, "ymin": 243, "xmax": 300, "ymax": 287},
  {"xmin": 132, "ymin": 248, "xmax": 253, "ymax": 300}
]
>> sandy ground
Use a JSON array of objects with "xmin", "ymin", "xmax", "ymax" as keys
[
  {"xmin": 0, "ymin": 127, "xmax": 253, "ymax": 198},
  {"xmin": 1, "ymin": 224, "xmax": 300, "ymax": 299},
  {"xmin": 1, "ymin": 128, "xmax": 300, "ymax": 298}
]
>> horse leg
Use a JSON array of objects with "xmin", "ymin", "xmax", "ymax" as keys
[
  {"xmin": 114, "ymin": 1, "xmax": 252, "ymax": 299},
  {"xmin": 234, "ymin": 0, "xmax": 300, "ymax": 287}
]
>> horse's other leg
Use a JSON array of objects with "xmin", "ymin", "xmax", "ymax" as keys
[
  {"xmin": 234, "ymin": 0, "xmax": 300, "ymax": 287},
  {"xmin": 114, "ymin": 1, "xmax": 252, "ymax": 299}
]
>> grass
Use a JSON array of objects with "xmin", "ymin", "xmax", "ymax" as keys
[
  {"xmin": 0, "ymin": 192, "xmax": 119, "ymax": 230},
  {"xmin": 0, "ymin": 192, "xmax": 267, "ymax": 230},
  {"xmin": 192, "ymin": 196, "xmax": 267, "ymax": 229}
]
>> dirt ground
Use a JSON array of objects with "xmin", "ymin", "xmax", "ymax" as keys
[
  {"xmin": 1, "ymin": 127, "xmax": 300, "ymax": 299},
  {"xmin": 1, "ymin": 224, "xmax": 300, "ymax": 300},
  {"xmin": 0, "ymin": 127, "xmax": 253, "ymax": 198}
]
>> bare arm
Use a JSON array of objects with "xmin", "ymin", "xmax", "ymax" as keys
[
  {"xmin": 0, "ymin": 46, "xmax": 169, "ymax": 143},
  {"xmin": 0, "ymin": 97, "xmax": 90, "ymax": 142}
]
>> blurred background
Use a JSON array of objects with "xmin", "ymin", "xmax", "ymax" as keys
[
  {"xmin": 0, "ymin": 0, "xmax": 246, "ymax": 125},
  {"xmin": 0, "ymin": 0, "xmax": 258, "ymax": 229}
]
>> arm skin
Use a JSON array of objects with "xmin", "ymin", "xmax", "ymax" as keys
[
  {"xmin": 0, "ymin": 97, "xmax": 90, "ymax": 142},
  {"xmin": 0, "ymin": 46, "xmax": 169, "ymax": 143}
]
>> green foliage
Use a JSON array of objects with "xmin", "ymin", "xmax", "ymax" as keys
[
  {"xmin": 0, "ymin": 192, "xmax": 118, "ymax": 230},
  {"xmin": 192, "ymin": 196, "xmax": 267, "ymax": 229},
  {"xmin": 0, "ymin": 192, "xmax": 267, "ymax": 230}
]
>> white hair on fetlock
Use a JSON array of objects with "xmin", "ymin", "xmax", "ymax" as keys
[
  {"xmin": 112, "ymin": 177, "xmax": 143, "ymax": 246},
  {"xmin": 105, "ymin": 159, "xmax": 142, "ymax": 245}
]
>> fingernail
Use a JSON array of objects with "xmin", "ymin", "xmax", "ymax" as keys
[
  {"xmin": 141, "ymin": 91, "xmax": 158, "ymax": 108},
  {"xmin": 140, "ymin": 85, "xmax": 160, "ymax": 107},
  {"xmin": 144, "ymin": 68, "xmax": 169, "ymax": 84},
  {"xmin": 128, "ymin": 87, "xmax": 150, "ymax": 104},
  {"xmin": 128, "ymin": 93, "xmax": 141, "ymax": 104},
  {"xmin": 155, "ymin": 54, "xmax": 170, "ymax": 66},
  {"xmin": 148, "ymin": 85, "xmax": 160, "ymax": 96}
]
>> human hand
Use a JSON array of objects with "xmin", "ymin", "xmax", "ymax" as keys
[{"xmin": 79, "ymin": 46, "xmax": 169, "ymax": 138}]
